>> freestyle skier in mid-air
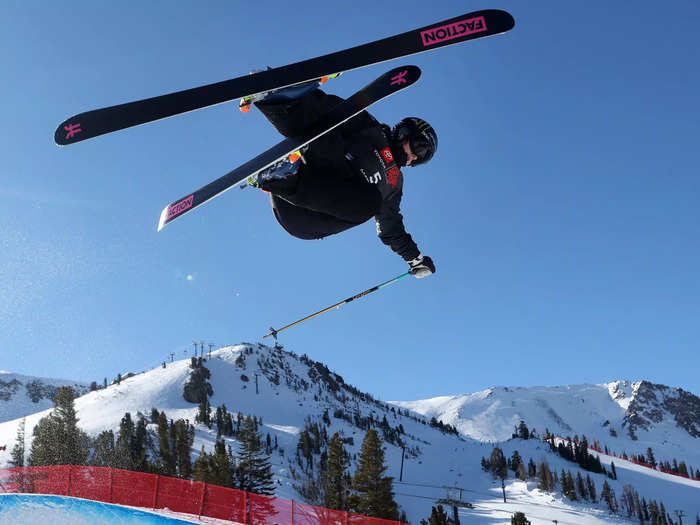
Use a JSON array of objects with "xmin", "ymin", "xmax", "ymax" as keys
[{"xmin": 243, "ymin": 79, "xmax": 438, "ymax": 279}]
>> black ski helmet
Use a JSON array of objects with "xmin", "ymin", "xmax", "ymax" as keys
[{"xmin": 391, "ymin": 117, "xmax": 438, "ymax": 167}]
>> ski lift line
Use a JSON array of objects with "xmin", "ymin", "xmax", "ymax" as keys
[
  {"xmin": 395, "ymin": 480, "xmax": 480, "ymax": 495},
  {"xmin": 394, "ymin": 491, "xmax": 444, "ymax": 502},
  {"xmin": 263, "ymin": 271, "xmax": 412, "ymax": 339}
]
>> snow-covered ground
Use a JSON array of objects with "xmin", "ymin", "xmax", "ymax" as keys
[{"xmin": 0, "ymin": 345, "xmax": 698, "ymax": 524}]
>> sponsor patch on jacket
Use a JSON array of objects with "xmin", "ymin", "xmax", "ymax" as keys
[
  {"xmin": 387, "ymin": 166, "xmax": 400, "ymax": 187},
  {"xmin": 380, "ymin": 147, "xmax": 394, "ymax": 163}
]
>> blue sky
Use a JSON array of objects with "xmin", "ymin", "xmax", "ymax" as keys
[{"xmin": 1, "ymin": 1, "xmax": 698, "ymax": 402}]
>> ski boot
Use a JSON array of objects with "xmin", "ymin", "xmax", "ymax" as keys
[
  {"xmin": 246, "ymin": 147, "xmax": 307, "ymax": 188},
  {"xmin": 239, "ymin": 71, "xmax": 341, "ymax": 113}
]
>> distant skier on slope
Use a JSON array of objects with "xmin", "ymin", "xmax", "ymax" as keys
[{"xmin": 243, "ymin": 78, "xmax": 437, "ymax": 279}]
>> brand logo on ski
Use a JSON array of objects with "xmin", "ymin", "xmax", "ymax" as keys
[
  {"xmin": 167, "ymin": 194, "xmax": 194, "ymax": 220},
  {"xmin": 380, "ymin": 148, "xmax": 394, "ymax": 163},
  {"xmin": 64, "ymin": 123, "xmax": 82, "ymax": 140},
  {"xmin": 390, "ymin": 70, "xmax": 409, "ymax": 86},
  {"xmin": 420, "ymin": 16, "xmax": 488, "ymax": 47}
]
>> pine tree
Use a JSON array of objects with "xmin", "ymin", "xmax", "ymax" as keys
[
  {"xmin": 172, "ymin": 419, "xmax": 194, "ymax": 478},
  {"xmin": 156, "ymin": 412, "xmax": 176, "ymax": 476},
  {"xmin": 634, "ymin": 491, "xmax": 643, "ymax": 523},
  {"xmin": 537, "ymin": 460, "xmax": 553, "ymax": 492},
  {"xmin": 28, "ymin": 387, "xmax": 89, "ymax": 466},
  {"xmin": 527, "ymin": 458, "xmax": 536, "ymax": 478},
  {"xmin": 351, "ymin": 429, "xmax": 399, "ymax": 520},
  {"xmin": 586, "ymin": 474, "xmax": 597, "ymax": 502},
  {"xmin": 649, "ymin": 501, "xmax": 659, "ymax": 525},
  {"xmin": 323, "ymin": 432, "xmax": 350, "ymax": 511},
  {"xmin": 210, "ymin": 440, "xmax": 233, "ymax": 487},
  {"xmin": 10, "ymin": 417, "xmax": 26, "ymax": 468},
  {"xmin": 646, "ymin": 447, "xmax": 657, "ymax": 468},
  {"xmin": 132, "ymin": 414, "xmax": 151, "ymax": 472},
  {"xmin": 115, "ymin": 412, "xmax": 135, "ymax": 470},
  {"xmin": 511, "ymin": 511, "xmax": 531, "ymax": 525},
  {"xmin": 92, "ymin": 430, "xmax": 116, "ymax": 467},
  {"xmin": 235, "ymin": 416, "xmax": 274, "ymax": 495},
  {"xmin": 509, "ymin": 450, "xmax": 522, "ymax": 474},
  {"xmin": 611, "ymin": 461, "xmax": 618, "ymax": 480},
  {"xmin": 488, "ymin": 447, "xmax": 507, "ymax": 480},
  {"xmin": 297, "ymin": 429, "xmax": 314, "ymax": 470},
  {"xmin": 196, "ymin": 396, "xmax": 212, "ymax": 427},
  {"xmin": 193, "ymin": 446, "xmax": 213, "ymax": 483},
  {"xmin": 576, "ymin": 471, "xmax": 588, "ymax": 501},
  {"xmin": 517, "ymin": 420, "xmax": 530, "ymax": 440},
  {"xmin": 601, "ymin": 480, "xmax": 617, "ymax": 513}
]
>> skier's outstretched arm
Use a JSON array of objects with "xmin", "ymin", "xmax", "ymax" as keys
[{"xmin": 375, "ymin": 196, "xmax": 435, "ymax": 278}]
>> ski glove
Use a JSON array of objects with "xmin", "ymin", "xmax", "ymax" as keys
[{"xmin": 408, "ymin": 254, "xmax": 435, "ymax": 279}]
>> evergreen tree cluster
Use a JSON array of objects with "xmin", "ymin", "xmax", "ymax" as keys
[
  {"xmin": 194, "ymin": 415, "xmax": 275, "ymax": 495},
  {"xmin": 153, "ymin": 410, "xmax": 195, "ymax": 478},
  {"xmin": 616, "ymin": 484, "xmax": 676, "ymax": 525},
  {"xmin": 544, "ymin": 434, "xmax": 607, "ymax": 475},
  {"xmin": 589, "ymin": 442, "xmax": 699, "ymax": 481},
  {"xmin": 477, "ymin": 444, "xmax": 681, "ymax": 524},
  {"xmin": 330, "ymin": 408, "xmax": 409, "ymax": 447},
  {"xmin": 292, "ymin": 428, "xmax": 400, "ymax": 521},
  {"xmin": 511, "ymin": 420, "xmax": 536, "ymax": 440},
  {"xmin": 429, "ymin": 417, "xmax": 459, "ymax": 436},
  {"xmin": 20, "ymin": 388, "xmax": 277, "ymax": 497},
  {"xmin": 420, "ymin": 504, "xmax": 460, "ymax": 525},
  {"xmin": 558, "ymin": 467, "xmax": 598, "ymax": 503}
]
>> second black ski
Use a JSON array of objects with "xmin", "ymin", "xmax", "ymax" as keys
[{"xmin": 157, "ymin": 65, "xmax": 421, "ymax": 231}]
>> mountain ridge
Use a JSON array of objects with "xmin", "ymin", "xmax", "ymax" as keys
[{"xmin": 0, "ymin": 344, "xmax": 698, "ymax": 523}]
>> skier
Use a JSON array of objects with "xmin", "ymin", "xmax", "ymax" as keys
[{"xmin": 244, "ymin": 79, "xmax": 437, "ymax": 278}]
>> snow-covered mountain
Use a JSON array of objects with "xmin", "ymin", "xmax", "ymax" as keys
[
  {"xmin": 0, "ymin": 345, "xmax": 698, "ymax": 524},
  {"xmin": 0, "ymin": 371, "xmax": 89, "ymax": 423},
  {"xmin": 390, "ymin": 381, "xmax": 700, "ymax": 470}
]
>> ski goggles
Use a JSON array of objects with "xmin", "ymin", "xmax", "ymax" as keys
[{"xmin": 394, "ymin": 123, "xmax": 435, "ymax": 166}]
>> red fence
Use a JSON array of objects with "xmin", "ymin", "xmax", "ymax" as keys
[{"xmin": 0, "ymin": 466, "xmax": 407, "ymax": 525}]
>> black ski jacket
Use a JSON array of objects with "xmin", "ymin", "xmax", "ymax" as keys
[{"xmin": 256, "ymin": 89, "xmax": 420, "ymax": 262}]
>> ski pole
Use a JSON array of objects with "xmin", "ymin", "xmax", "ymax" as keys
[{"xmin": 264, "ymin": 271, "xmax": 412, "ymax": 340}]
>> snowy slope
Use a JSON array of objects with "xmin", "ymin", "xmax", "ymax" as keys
[
  {"xmin": 0, "ymin": 345, "xmax": 698, "ymax": 524},
  {"xmin": 391, "ymin": 381, "xmax": 700, "ymax": 472},
  {"xmin": 0, "ymin": 371, "xmax": 89, "ymax": 423}
]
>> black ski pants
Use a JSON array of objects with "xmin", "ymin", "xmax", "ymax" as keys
[{"xmin": 254, "ymin": 92, "xmax": 378, "ymax": 240}]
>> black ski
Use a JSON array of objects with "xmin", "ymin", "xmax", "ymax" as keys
[
  {"xmin": 157, "ymin": 65, "xmax": 420, "ymax": 231},
  {"xmin": 55, "ymin": 9, "xmax": 514, "ymax": 146}
]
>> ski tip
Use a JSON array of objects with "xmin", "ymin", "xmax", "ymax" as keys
[
  {"xmin": 157, "ymin": 206, "xmax": 169, "ymax": 232},
  {"xmin": 486, "ymin": 9, "xmax": 515, "ymax": 31},
  {"xmin": 54, "ymin": 117, "xmax": 85, "ymax": 146},
  {"xmin": 158, "ymin": 193, "xmax": 195, "ymax": 231},
  {"xmin": 385, "ymin": 65, "xmax": 421, "ymax": 89}
]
